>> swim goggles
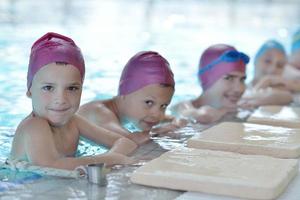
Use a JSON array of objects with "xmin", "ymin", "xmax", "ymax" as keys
[{"xmin": 198, "ymin": 50, "xmax": 249, "ymax": 75}]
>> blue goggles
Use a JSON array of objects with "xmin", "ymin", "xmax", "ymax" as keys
[{"xmin": 198, "ymin": 50, "xmax": 249, "ymax": 76}]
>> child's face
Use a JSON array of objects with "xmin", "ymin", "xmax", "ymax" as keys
[
  {"xmin": 204, "ymin": 71, "xmax": 246, "ymax": 108},
  {"xmin": 28, "ymin": 63, "xmax": 82, "ymax": 127},
  {"xmin": 255, "ymin": 49, "xmax": 286, "ymax": 78},
  {"xmin": 120, "ymin": 84, "xmax": 174, "ymax": 131}
]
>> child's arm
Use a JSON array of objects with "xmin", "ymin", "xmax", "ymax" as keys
[
  {"xmin": 75, "ymin": 115, "xmax": 137, "ymax": 155},
  {"xmin": 191, "ymin": 106, "xmax": 235, "ymax": 124},
  {"xmin": 78, "ymin": 103, "xmax": 131, "ymax": 137},
  {"xmin": 148, "ymin": 114, "xmax": 188, "ymax": 136},
  {"xmin": 239, "ymin": 88, "xmax": 293, "ymax": 109},
  {"xmin": 22, "ymin": 118, "xmax": 134, "ymax": 170},
  {"xmin": 283, "ymin": 79, "xmax": 300, "ymax": 93},
  {"xmin": 253, "ymin": 76, "xmax": 287, "ymax": 90},
  {"xmin": 282, "ymin": 64, "xmax": 300, "ymax": 92},
  {"xmin": 172, "ymin": 101, "xmax": 234, "ymax": 124},
  {"xmin": 79, "ymin": 106, "xmax": 151, "ymax": 146},
  {"xmin": 254, "ymin": 76, "xmax": 300, "ymax": 93}
]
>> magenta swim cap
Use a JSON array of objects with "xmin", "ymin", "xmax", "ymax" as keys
[
  {"xmin": 27, "ymin": 32, "xmax": 85, "ymax": 90},
  {"xmin": 198, "ymin": 44, "xmax": 248, "ymax": 91},
  {"xmin": 118, "ymin": 51, "xmax": 175, "ymax": 95}
]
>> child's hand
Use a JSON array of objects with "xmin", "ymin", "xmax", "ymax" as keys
[
  {"xmin": 195, "ymin": 105, "xmax": 237, "ymax": 123},
  {"xmin": 150, "ymin": 124, "xmax": 178, "ymax": 136},
  {"xmin": 254, "ymin": 76, "xmax": 287, "ymax": 90},
  {"xmin": 150, "ymin": 118, "xmax": 188, "ymax": 137},
  {"xmin": 238, "ymin": 98, "xmax": 259, "ymax": 110},
  {"xmin": 102, "ymin": 152, "xmax": 136, "ymax": 167},
  {"xmin": 127, "ymin": 132, "xmax": 151, "ymax": 146}
]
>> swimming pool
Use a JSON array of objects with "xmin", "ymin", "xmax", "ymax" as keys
[{"xmin": 0, "ymin": 0, "xmax": 299, "ymax": 198}]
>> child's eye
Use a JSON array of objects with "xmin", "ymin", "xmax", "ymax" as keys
[
  {"xmin": 264, "ymin": 59, "xmax": 272, "ymax": 64},
  {"xmin": 145, "ymin": 100, "xmax": 154, "ymax": 106},
  {"xmin": 42, "ymin": 85, "xmax": 53, "ymax": 91},
  {"xmin": 68, "ymin": 86, "xmax": 80, "ymax": 91},
  {"xmin": 224, "ymin": 76, "xmax": 234, "ymax": 81},
  {"xmin": 161, "ymin": 104, "xmax": 168, "ymax": 110}
]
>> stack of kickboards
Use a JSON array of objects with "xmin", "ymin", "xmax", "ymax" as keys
[{"xmin": 130, "ymin": 105, "xmax": 300, "ymax": 200}]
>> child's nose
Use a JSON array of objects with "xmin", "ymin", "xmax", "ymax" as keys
[
  {"xmin": 269, "ymin": 65, "xmax": 280, "ymax": 75},
  {"xmin": 54, "ymin": 91, "xmax": 67, "ymax": 104},
  {"xmin": 149, "ymin": 107, "xmax": 163, "ymax": 119}
]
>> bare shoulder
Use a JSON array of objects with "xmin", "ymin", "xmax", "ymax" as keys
[
  {"xmin": 79, "ymin": 100, "xmax": 100, "ymax": 114},
  {"xmin": 78, "ymin": 99, "xmax": 118, "ymax": 123},
  {"xmin": 16, "ymin": 115, "xmax": 49, "ymax": 136},
  {"xmin": 11, "ymin": 115, "xmax": 51, "ymax": 160},
  {"xmin": 79, "ymin": 100, "xmax": 110, "ymax": 116}
]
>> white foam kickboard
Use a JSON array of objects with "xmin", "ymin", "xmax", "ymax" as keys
[
  {"xmin": 176, "ymin": 164, "xmax": 300, "ymax": 200},
  {"xmin": 131, "ymin": 147, "xmax": 298, "ymax": 200},
  {"xmin": 187, "ymin": 122, "xmax": 300, "ymax": 158},
  {"xmin": 247, "ymin": 106, "xmax": 300, "ymax": 128}
]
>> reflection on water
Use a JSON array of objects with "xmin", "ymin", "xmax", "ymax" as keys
[
  {"xmin": 76, "ymin": 138, "xmax": 108, "ymax": 157},
  {"xmin": 151, "ymin": 123, "xmax": 206, "ymax": 150},
  {"xmin": 0, "ymin": 127, "xmax": 14, "ymax": 162}
]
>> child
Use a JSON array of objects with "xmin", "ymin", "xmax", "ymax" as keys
[
  {"xmin": 240, "ymin": 40, "xmax": 293, "ymax": 108},
  {"xmin": 171, "ymin": 44, "xmax": 248, "ymax": 124},
  {"xmin": 79, "ymin": 51, "xmax": 181, "ymax": 145},
  {"xmin": 10, "ymin": 32, "xmax": 137, "ymax": 170},
  {"xmin": 252, "ymin": 40, "xmax": 287, "ymax": 87}
]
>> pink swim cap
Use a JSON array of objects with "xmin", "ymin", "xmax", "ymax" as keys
[
  {"xmin": 198, "ymin": 44, "xmax": 249, "ymax": 91},
  {"xmin": 27, "ymin": 32, "xmax": 85, "ymax": 90},
  {"xmin": 118, "ymin": 51, "xmax": 175, "ymax": 95}
]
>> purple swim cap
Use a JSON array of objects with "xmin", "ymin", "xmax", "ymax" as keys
[
  {"xmin": 199, "ymin": 44, "xmax": 248, "ymax": 91},
  {"xmin": 118, "ymin": 51, "xmax": 175, "ymax": 95},
  {"xmin": 27, "ymin": 32, "xmax": 85, "ymax": 90}
]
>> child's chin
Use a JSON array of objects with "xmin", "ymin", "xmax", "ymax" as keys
[{"xmin": 48, "ymin": 119, "xmax": 68, "ymax": 127}]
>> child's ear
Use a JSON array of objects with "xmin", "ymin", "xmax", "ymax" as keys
[{"xmin": 26, "ymin": 90, "xmax": 32, "ymax": 98}]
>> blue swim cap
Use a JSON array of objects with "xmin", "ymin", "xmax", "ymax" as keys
[
  {"xmin": 292, "ymin": 29, "xmax": 300, "ymax": 54},
  {"xmin": 254, "ymin": 40, "xmax": 286, "ymax": 64}
]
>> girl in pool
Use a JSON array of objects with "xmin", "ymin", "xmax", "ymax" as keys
[
  {"xmin": 10, "ymin": 32, "xmax": 137, "ymax": 170},
  {"xmin": 240, "ymin": 40, "xmax": 293, "ymax": 108},
  {"xmin": 171, "ymin": 44, "xmax": 248, "ymax": 124},
  {"xmin": 79, "ymin": 51, "xmax": 184, "ymax": 145}
]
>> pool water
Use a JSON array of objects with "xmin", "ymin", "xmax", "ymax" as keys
[
  {"xmin": 0, "ymin": 0, "xmax": 299, "ymax": 163},
  {"xmin": 0, "ymin": 168, "xmax": 42, "ymax": 191}
]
